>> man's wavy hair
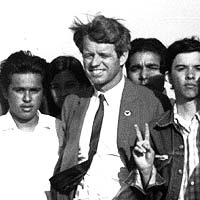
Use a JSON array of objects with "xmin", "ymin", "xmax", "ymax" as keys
[
  {"xmin": 0, "ymin": 50, "xmax": 48, "ymax": 93},
  {"xmin": 166, "ymin": 36, "xmax": 200, "ymax": 73},
  {"xmin": 70, "ymin": 15, "xmax": 131, "ymax": 58}
]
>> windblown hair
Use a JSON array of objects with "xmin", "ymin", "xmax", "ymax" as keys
[{"xmin": 70, "ymin": 15, "xmax": 131, "ymax": 57}]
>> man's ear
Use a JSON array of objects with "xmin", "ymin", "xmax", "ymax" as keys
[
  {"xmin": 165, "ymin": 71, "xmax": 174, "ymax": 89},
  {"xmin": 1, "ymin": 88, "xmax": 8, "ymax": 100},
  {"xmin": 120, "ymin": 51, "xmax": 129, "ymax": 66}
]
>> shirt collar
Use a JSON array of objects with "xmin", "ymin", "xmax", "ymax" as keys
[
  {"xmin": 173, "ymin": 103, "xmax": 200, "ymax": 132},
  {"xmin": 94, "ymin": 75, "xmax": 125, "ymax": 105},
  {"xmin": 33, "ymin": 111, "xmax": 54, "ymax": 130},
  {"xmin": 0, "ymin": 111, "xmax": 52, "ymax": 132},
  {"xmin": 0, "ymin": 111, "xmax": 18, "ymax": 131}
]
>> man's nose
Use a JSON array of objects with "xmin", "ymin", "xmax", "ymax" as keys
[
  {"xmin": 23, "ymin": 91, "xmax": 31, "ymax": 102},
  {"xmin": 186, "ymin": 68, "xmax": 195, "ymax": 80},
  {"xmin": 91, "ymin": 55, "xmax": 101, "ymax": 66},
  {"xmin": 141, "ymin": 68, "xmax": 148, "ymax": 79}
]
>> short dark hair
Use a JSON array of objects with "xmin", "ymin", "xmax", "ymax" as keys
[
  {"xmin": 0, "ymin": 50, "xmax": 48, "ymax": 93},
  {"xmin": 70, "ymin": 15, "xmax": 131, "ymax": 57},
  {"xmin": 166, "ymin": 36, "xmax": 200, "ymax": 73},
  {"xmin": 49, "ymin": 56, "xmax": 90, "ymax": 86},
  {"xmin": 126, "ymin": 38, "xmax": 167, "ymax": 74}
]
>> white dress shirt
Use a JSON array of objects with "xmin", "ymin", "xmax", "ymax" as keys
[
  {"xmin": 0, "ymin": 111, "xmax": 59, "ymax": 200},
  {"xmin": 76, "ymin": 76, "xmax": 125, "ymax": 200}
]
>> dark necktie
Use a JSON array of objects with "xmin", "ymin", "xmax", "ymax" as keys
[{"xmin": 50, "ymin": 94, "xmax": 105, "ymax": 195}]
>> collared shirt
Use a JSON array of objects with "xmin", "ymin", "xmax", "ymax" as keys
[
  {"xmin": 173, "ymin": 104, "xmax": 200, "ymax": 200},
  {"xmin": 0, "ymin": 111, "xmax": 60, "ymax": 200},
  {"xmin": 76, "ymin": 76, "xmax": 125, "ymax": 200}
]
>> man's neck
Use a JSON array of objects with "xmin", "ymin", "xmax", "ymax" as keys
[
  {"xmin": 176, "ymin": 99, "xmax": 200, "ymax": 121},
  {"xmin": 12, "ymin": 114, "xmax": 39, "ymax": 132},
  {"xmin": 94, "ymin": 70, "xmax": 123, "ymax": 92}
]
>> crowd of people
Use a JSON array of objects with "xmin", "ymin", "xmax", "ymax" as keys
[{"xmin": 0, "ymin": 14, "xmax": 200, "ymax": 200}]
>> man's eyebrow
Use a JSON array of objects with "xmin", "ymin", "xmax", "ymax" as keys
[
  {"xmin": 12, "ymin": 86, "xmax": 24, "ymax": 89},
  {"xmin": 130, "ymin": 64, "xmax": 142, "ymax": 67},
  {"xmin": 174, "ymin": 64, "xmax": 186, "ymax": 67},
  {"xmin": 145, "ymin": 63, "xmax": 160, "ymax": 67}
]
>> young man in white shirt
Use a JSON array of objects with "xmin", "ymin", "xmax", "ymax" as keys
[{"xmin": 0, "ymin": 50, "xmax": 61, "ymax": 200}]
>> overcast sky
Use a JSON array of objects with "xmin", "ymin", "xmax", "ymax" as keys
[{"xmin": 0, "ymin": 0, "xmax": 200, "ymax": 62}]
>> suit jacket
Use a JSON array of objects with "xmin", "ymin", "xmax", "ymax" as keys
[{"xmin": 52, "ymin": 78, "xmax": 164, "ymax": 200}]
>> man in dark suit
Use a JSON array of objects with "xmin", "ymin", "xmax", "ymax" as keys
[{"xmin": 51, "ymin": 15, "xmax": 164, "ymax": 200}]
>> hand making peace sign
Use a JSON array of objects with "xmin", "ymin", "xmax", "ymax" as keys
[{"xmin": 132, "ymin": 123, "xmax": 155, "ymax": 185}]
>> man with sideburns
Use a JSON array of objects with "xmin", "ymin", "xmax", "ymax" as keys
[{"xmin": 50, "ymin": 15, "xmax": 164, "ymax": 200}]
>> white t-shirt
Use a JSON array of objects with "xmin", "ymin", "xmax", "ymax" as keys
[{"xmin": 0, "ymin": 111, "xmax": 59, "ymax": 200}]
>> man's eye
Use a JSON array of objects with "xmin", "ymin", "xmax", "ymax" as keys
[
  {"xmin": 129, "ymin": 65, "xmax": 141, "ymax": 72},
  {"xmin": 99, "ymin": 54, "xmax": 110, "ymax": 59},
  {"xmin": 195, "ymin": 66, "xmax": 200, "ymax": 71},
  {"xmin": 147, "ymin": 65, "xmax": 160, "ymax": 70},
  {"xmin": 14, "ymin": 88, "xmax": 24, "ymax": 93},
  {"xmin": 83, "ymin": 54, "xmax": 93, "ymax": 59},
  {"xmin": 30, "ymin": 89, "xmax": 41, "ymax": 93},
  {"xmin": 176, "ymin": 66, "xmax": 185, "ymax": 71}
]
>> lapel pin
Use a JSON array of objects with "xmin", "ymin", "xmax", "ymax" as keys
[{"xmin": 124, "ymin": 110, "xmax": 131, "ymax": 116}]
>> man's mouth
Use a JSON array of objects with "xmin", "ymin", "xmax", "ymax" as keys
[
  {"xmin": 185, "ymin": 83, "xmax": 197, "ymax": 89},
  {"xmin": 89, "ymin": 68, "xmax": 104, "ymax": 76},
  {"xmin": 21, "ymin": 106, "xmax": 33, "ymax": 112}
]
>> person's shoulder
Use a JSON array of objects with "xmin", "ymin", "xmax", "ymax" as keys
[
  {"xmin": 149, "ymin": 109, "xmax": 172, "ymax": 128},
  {"xmin": 38, "ymin": 112, "xmax": 63, "ymax": 134},
  {"xmin": 0, "ymin": 112, "xmax": 15, "ymax": 131},
  {"xmin": 0, "ymin": 112, "xmax": 12, "ymax": 121},
  {"xmin": 62, "ymin": 87, "xmax": 93, "ymax": 110},
  {"xmin": 0, "ymin": 114, "xmax": 8, "ymax": 127},
  {"xmin": 39, "ymin": 112, "xmax": 56, "ymax": 120},
  {"xmin": 124, "ymin": 78, "xmax": 160, "ymax": 100},
  {"xmin": 124, "ymin": 78, "xmax": 165, "ymax": 115},
  {"xmin": 62, "ymin": 93, "xmax": 80, "ymax": 105},
  {"xmin": 39, "ymin": 112, "xmax": 61, "ymax": 126}
]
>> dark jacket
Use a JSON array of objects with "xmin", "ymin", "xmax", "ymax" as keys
[
  {"xmin": 51, "ymin": 78, "xmax": 164, "ymax": 200},
  {"xmin": 129, "ymin": 109, "xmax": 187, "ymax": 200},
  {"xmin": 145, "ymin": 74, "xmax": 172, "ymax": 112}
]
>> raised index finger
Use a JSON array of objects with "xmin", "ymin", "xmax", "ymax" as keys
[
  {"xmin": 134, "ymin": 124, "xmax": 143, "ymax": 141},
  {"xmin": 144, "ymin": 123, "xmax": 150, "ymax": 142}
]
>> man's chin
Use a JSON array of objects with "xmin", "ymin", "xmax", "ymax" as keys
[
  {"xmin": 15, "ymin": 113, "xmax": 38, "ymax": 123},
  {"xmin": 90, "ymin": 78, "xmax": 105, "ymax": 87}
]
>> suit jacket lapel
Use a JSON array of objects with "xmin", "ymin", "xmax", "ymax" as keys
[
  {"xmin": 117, "ymin": 79, "xmax": 140, "ymax": 165},
  {"xmin": 60, "ymin": 96, "xmax": 91, "ymax": 171}
]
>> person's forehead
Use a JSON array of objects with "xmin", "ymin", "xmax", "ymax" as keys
[
  {"xmin": 11, "ymin": 72, "xmax": 42, "ymax": 78},
  {"xmin": 133, "ymin": 51, "xmax": 160, "ymax": 58},
  {"xmin": 173, "ymin": 51, "xmax": 200, "ymax": 63},
  {"xmin": 130, "ymin": 51, "xmax": 161, "ymax": 63},
  {"xmin": 10, "ymin": 73, "xmax": 43, "ymax": 85},
  {"xmin": 83, "ymin": 36, "xmax": 116, "ymax": 52}
]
